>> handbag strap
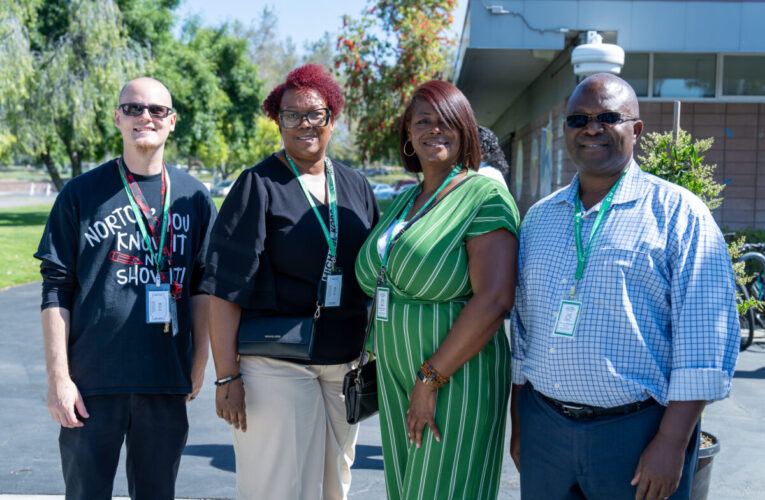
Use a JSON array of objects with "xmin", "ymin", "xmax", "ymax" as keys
[{"xmin": 356, "ymin": 292, "xmax": 377, "ymax": 368}]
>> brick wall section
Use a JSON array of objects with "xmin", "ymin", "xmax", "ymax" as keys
[{"xmin": 507, "ymin": 101, "xmax": 764, "ymax": 230}]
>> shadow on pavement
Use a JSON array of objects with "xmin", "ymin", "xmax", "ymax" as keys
[
  {"xmin": 183, "ymin": 444, "xmax": 235, "ymax": 472},
  {"xmin": 352, "ymin": 445, "xmax": 384, "ymax": 470},
  {"xmin": 181, "ymin": 443, "xmax": 384, "ymax": 472},
  {"xmin": 733, "ymin": 366, "xmax": 765, "ymax": 379}
]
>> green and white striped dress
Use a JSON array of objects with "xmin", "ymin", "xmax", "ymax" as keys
[{"xmin": 355, "ymin": 172, "xmax": 520, "ymax": 500}]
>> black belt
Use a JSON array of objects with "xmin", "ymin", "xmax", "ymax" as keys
[{"xmin": 536, "ymin": 390, "xmax": 658, "ymax": 420}]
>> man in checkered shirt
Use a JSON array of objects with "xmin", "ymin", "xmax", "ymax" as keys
[{"xmin": 509, "ymin": 73, "xmax": 739, "ymax": 500}]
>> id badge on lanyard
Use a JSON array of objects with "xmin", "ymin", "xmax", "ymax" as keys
[
  {"xmin": 324, "ymin": 270, "xmax": 343, "ymax": 308},
  {"xmin": 553, "ymin": 167, "xmax": 628, "ymax": 339},
  {"xmin": 146, "ymin": 283, "xmax": 171, "ymax": 323},
  {"xmin": 553, "ymin": 299, "xmax": 581, "ymax": 338},
  {"xmin": 375, "ymin": 286, "xmax": 390, "ymax": 322}
]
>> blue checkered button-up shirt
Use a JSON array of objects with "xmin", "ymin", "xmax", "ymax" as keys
[{"xmin": 510, "ymin": 162, "xmax": 739, "ymax": 407}]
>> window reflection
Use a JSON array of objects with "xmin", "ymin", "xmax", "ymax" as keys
[
  {"xmin": 653, "ymin": 54, "xmax": 716, "ymax": 98},
  {"xmin": 723, "ymin": 56, "xmax": 765, "ymax": 96},
  {"xmin": 621, "ymin": 53, "xmax": 649, "ymax": 97}
]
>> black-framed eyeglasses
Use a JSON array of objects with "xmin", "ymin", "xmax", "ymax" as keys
[
  {"xmin": 566, "ymin": 112, "xmax": 638, "ymax": 128},
  {"xmin": 278, "ymin": 108, "xmax": 331, "ymax": 129},
  {"xmin": 118, "ymin": 103, "xmax": 174, "ymax": 118}
]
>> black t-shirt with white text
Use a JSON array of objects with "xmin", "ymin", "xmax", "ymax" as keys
[{"xmin": 35, "ymin": 158, "xmax": 216, "ymax": 395}]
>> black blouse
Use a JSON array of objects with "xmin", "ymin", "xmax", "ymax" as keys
[{"xmin": 199, "ymin": 154, "xmax": 380, "ymax": 364}]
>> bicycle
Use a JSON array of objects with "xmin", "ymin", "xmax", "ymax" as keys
[
  {"xmin": 738, "ymin": 282, "xmax": 755, "ymax": 351},
  {"xmin": 737, "ymin": 244, "xmax": 765, "ymax": 351}
]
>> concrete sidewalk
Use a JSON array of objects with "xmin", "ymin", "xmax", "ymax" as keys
[{"xmin": 2, "ymin": 282, "xmax": 764, "ymax": 499}]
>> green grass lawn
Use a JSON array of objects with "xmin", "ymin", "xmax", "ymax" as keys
[{"xmin": 0, "ymin": 203, "xmax": 53, "ymax": 289}]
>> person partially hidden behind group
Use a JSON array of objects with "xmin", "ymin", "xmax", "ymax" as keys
[
  {"xmin": 199, "ymin": 64, "xmax": 379, "ymax": 499},
  {"xmin": 355, "ymin": 80, "xmax": 520, "ymax": 499}
]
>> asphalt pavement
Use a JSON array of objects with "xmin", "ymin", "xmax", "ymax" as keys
[{"xmin": 1, "ymin": 282, "xmax": 764, "ymax": 499}]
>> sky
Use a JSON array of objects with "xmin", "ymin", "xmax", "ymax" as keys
[{"xmin": 173, "ymin": 0, "xmax": 469, "ymax": 54}]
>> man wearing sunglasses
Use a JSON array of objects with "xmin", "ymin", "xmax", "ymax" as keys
[
  {"xmin": 509, "ymin": 73, "xmax": 738, "ymax": 500},
  {"xmin": 35, "ymin": 77, "xmax": 216, "ymax": 499}
]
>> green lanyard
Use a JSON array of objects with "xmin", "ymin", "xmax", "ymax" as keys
[
  {"xmin": 285, "ymin": 153, "xmax": 338, "ymax": 259},
  {"xmin": 117, "ymin": 158, "xmax": 171, "ymax": 284},
  {"xmin": 380, "ymin": 164, "xmax": 463, "ymax": 271},
  {"xmin": 571, "ymin": 166, "xmax": 629, "ymax": 296}
]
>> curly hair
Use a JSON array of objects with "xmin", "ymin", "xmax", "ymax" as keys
[
  {"xmin": 399, "ymin": 80, "xmax": 481, "ymax": 173},
  {"xmin": 478, "ymin": 125, "xmax": 510, "ymax": 175},
  {"xmin": 262, "ymin": 64, "xmax": 344, "ymax": 123}
]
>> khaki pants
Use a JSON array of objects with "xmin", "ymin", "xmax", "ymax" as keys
[{"xmin": 233, "ymin": 356, "xmax": 359, "ymax": 500}]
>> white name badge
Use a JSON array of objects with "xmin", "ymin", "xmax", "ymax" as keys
[
  {"xmin": 375, "ymin": 286, "xmax": 390, "ymax": 322},
  {"xmin": 324, "ymin": 272, "xmax": 343, "ymax": 308},
  {"xmin": 553, "ymin": 300, "xmax": 581, "ymax": 338},
  {"xmin": 146, "ymin": 284, "xmax": 171, "ymax": 324}
]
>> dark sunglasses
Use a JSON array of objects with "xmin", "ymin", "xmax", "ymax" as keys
[
  {"xmin": 278, "ymin": 108, "xmax": 331, "ymax": 129},
  {"xmin": 566, "ymin": 112, "xmax": 637, "ymax": 128},
  {"xmin": 118, "ymin": 103, "xmax": 174, "ymax": 118}
]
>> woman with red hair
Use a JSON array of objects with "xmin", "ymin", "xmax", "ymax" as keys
[
  {"xmin": 200, "ymin": 64, "xmax": 379, "ymax": 499},
  {"xmin": 355, "ymin": 80, "xmax": 520, "ymax": 498}
]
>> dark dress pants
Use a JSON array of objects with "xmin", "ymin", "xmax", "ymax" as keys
[
  {"xmin": 59, "ymin": 394, "xmax": 188, "ymax": 500},
  {"xmin": 518, "ymin": 383, "xmax": 699, "ymax": 499}
]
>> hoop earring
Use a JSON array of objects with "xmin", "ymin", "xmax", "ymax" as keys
[{"xmin": 403, "ymin": 140, "xmax": 416, "ymax": 157}]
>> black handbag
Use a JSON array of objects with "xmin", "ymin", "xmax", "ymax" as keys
[
  {"xmin": 342, "ymin": 294, "xmax": 379, "ymax": 424},
  {"xmin": 343, "ymin": 358, "xmax": 377, "ymax": 424},
  {"xmin": 237, "ymin": 312, "xmax": 317, "ymax": 361}
]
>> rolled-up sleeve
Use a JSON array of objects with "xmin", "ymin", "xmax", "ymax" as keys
[{"xmin": 667, "ymin": 202, "xmax": 739, "ymax": 402}]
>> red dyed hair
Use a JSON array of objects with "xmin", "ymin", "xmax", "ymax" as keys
[
  {"xmin": 399, "ymin": 80, "xmax": 481, "ymax": 173},
  {"xmin": 262, "ymin": 64, "xmax": 344, "ymax": 122}
]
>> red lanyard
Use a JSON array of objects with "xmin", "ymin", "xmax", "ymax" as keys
[{"xmin": 116, "ymin": 158, "xmax": 174, "ymax": 277}]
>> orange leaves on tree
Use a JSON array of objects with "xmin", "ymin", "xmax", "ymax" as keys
[{"xmin": 334, "ymin": 0, "xmax": 457, "ymax": 162}]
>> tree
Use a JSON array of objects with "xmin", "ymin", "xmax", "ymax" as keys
[
  {"xmin": 4, "ymin": 0, "xmax": 146, "ymax": 190},
  {"xmin": 0, "ymin": 0, "xmax": 36, "ymax": 164},
  {"xmin": 638, "ymin": 129, "xmax": 764, "ymax": 317},
  {"xmin": 155, "ymin": 22, "xmax": 277, "ymax": 179},
  {"xmin": 232, "ymin": 6, "xmax": 299, "ymax": 92},
  {"xmin": 335, "ymin": 0, "xmax": 458, "ymax": 162}
]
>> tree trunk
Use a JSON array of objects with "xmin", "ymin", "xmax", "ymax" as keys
[
  {"xmin": 65, "ymin": 142, "xmax": 83, "ymax": 178},
  {"xmin": 41, "ymin": 152, "xmax": 65, "ymax": 192}
]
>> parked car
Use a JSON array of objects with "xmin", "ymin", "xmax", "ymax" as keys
[
  {"xmin": 210, "ymin": 180, "xmax": 234, "ymax": 197},
  {"xmin": 392, "ymin": 183, "xmax": 416, "ymax": 199},
  {"xmin": 372, "ymin": 182, "xmax": 396, "ymax": 200},
  {"xmin": 393, "ymin": 178, "xmax": 418, "ymax": 191}
]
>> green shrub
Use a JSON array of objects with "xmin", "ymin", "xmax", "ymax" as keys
[{"xmin": 638, "ymin": 129, "xmax": 763, "ymax": 315}]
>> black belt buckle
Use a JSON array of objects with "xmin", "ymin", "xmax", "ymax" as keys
[{"xmin": 560, "ymin": 403, "xmax": 594, "ymax": 419}]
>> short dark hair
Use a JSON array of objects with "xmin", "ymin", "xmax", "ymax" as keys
[
  {"xmin": 478, "ymin": 125, "xmax": 510, "ymax": 175},
  {"xmin": 399, "ymin": 80, "xmax": 481, "ymax": 173},
  {"xmin": 262, "ymin": 64, "xmax": 344, "ymax": 122}
]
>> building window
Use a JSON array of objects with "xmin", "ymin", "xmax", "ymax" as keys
[
  {"xmin": 621, "ymin": 53, "xmax": 649, "ymax": 97},
  {"xmin": 723, "ymin": 55, "xmax": 765, "ymax": 96},
  {"xmin": 652, "ymin": 54, "xmax": 716, "ymax": 98}
]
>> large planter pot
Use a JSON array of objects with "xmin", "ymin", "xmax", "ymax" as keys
[{"xmin": 691, "ymin": 431, "xmax": 720, "ymax": 500}]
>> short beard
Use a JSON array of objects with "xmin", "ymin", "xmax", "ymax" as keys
[{"xmin": 135, "ymin": 142, "xmax": 160, "ymax": 154}]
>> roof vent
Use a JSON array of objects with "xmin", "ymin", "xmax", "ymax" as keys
[{"xmin": 571, "ymin": 31, "xmax": 624, "ymax": 76}]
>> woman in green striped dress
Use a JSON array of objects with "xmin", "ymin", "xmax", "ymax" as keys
[{"xmin": 355, "ymin": 80, "xmax": 520, "ymax": 499}]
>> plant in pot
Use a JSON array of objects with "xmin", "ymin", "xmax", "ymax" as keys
[{"xmin": 638, "ymin": 129, "xmax": 764, "ymax": 500}]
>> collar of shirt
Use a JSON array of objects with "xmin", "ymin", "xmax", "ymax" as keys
[{"xmin": 552, "ymin": 159, "xmax": 642, "ymax": 215}]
